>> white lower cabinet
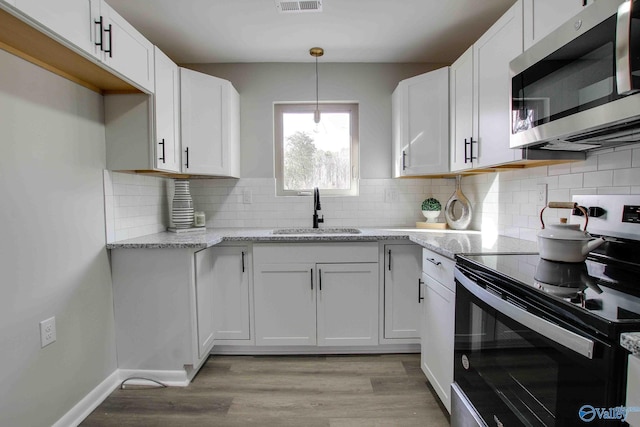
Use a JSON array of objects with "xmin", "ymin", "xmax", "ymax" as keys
[
  {"xmin": 383, "ymin": 244, "xmax": 422, "ymax": 340},
  {"xmin": 316, "ymin": 263, "xmax": 378, "ymax": 346},
  {"xmin": 254, "ymin": 263, "xmax": 317, "ymax": 346},
  {"xmin": 253, "ymin": 243, "xmax": 379, "ymax": 348},
  {"xmin": 210, "ymin": 245, "xmax": 251, "ymax": 342},
  {"xmin": 420, "ymin": 248, "xmax": 456, "ymax": 413},
  {"xmin": 110, "ymin": 247, "xmax": 216, "ymax": 382}
]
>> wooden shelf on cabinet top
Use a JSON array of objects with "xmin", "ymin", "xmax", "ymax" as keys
[{"xmin": 0, "ymin": 7, "xmax": 140, "ymax": 94}]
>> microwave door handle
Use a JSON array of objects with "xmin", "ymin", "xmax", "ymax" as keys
[
  {"xmin": 616, "ymin": 0, "xmax": 635, "ymax": 94},
  {"xmin": 454, "ymin": 268, "xmax": 595, "ymax": 359}
]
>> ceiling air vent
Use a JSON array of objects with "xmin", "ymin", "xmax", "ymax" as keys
[{"xmin": 275, "ymin": 0, "xmax": 322, "ymax": 13}]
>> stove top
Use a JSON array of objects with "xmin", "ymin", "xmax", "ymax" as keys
[{"xmin": 458, "ymin": 253, "xmax": 640, "ymax": 325}]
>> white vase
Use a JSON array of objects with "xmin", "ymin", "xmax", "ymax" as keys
[
  {"xmin": 444, "ymin": 175, "xmax": 472, "ymax": 230},
  {"xmin": 172, "ymin": 180, "xmax": 194, "ymax": 229},
  {"xmin": 422, "ymin": 210, "xmax": 440, "ymax": 223}
]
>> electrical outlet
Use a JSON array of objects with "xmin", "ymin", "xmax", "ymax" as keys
[
  {"xmin": 243, "ymin": 189, "xmax": 252, "ymax": 204},
  {"xmin": 537, "ymin": 183, "xmax": 548, "ymax": 205},
  {"xmin": 40, "ymin": 317, "xmax": 56, "ymax": 348}
]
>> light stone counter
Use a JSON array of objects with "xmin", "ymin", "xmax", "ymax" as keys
[
  {"xmin": 622, "ymin": 333, "xmax": 640, "ymax": 356},
  {"xmin": 106, "ymin": 227, "xmax": 538, "ymax": 258}
]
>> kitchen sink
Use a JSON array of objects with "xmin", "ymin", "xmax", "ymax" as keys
[{"xmin": 272, "ymin": 227, "xmax": 362, "ymax": 235}]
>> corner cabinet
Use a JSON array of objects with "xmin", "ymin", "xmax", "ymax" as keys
[
  {"xmin": 420, "ymin": 249, "xmax": 456, "ymax": 413},
  {"xmin": 180, "ymin": 68, "xmax": 240, "ymax": 177},
  {"xmin": 392, "ymin": 67, "xmax": 449, "ymax": 177},
  {"xmin": 105, "ymin": 46, "xmax": 181, "ymax": 173},
  {"xmin": 12, "ymin": 0, "xmax": 154, "ymax": 92},
  {"xmin": 253, "ymin": 243, "xmax": 379, "ymax": 347},
  {"xmin": 110, "ymin": 247, "xmax": 217, "ymax": 383},
  {"xmin": 382, "ymin": 243, "xmax": 422, "ymax": 340}
]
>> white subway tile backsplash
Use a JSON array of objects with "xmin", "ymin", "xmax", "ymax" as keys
[
  {"xmin": 583, "ymin": 170, "xmax": 613, "ymax": 188},
  {"xmin": 598, "ymin": 150, "xmax": 631, "ymax": 170}
]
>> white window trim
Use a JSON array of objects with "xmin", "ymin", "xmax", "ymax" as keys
[{"xmin": 274, "ymin": 102, "xmax": 359, "ymax": 197}]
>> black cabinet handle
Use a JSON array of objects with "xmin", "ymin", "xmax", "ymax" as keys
[
  {"xmin": 418, "ymin": 278, "xmax": 424, "ymax": 303},
  {"xmin": 402, "ymin": 150, "xmax": 407, "ymax": 170},
  {"xmin": 311, "ymin": 268, "xmax": 313, "ymax": 290},
  {"xmin": 464, "ymin": 137, "xmax": 477, "ymax": 163},
  {"xmin": 184, "ymin": 147, "xmax": 189, "ymax": 169},
  {"xmin": 426, "ymin": 257, "xmax": 441, "ymax": 266},
  {"xmin": 158, "ymin": 139, "xmax": 166, "ymax": 163},
  {"xmin": 388, "ymin": 249, "xmax": 392, "ymax": 271},
  {"xmin": 241, "ymin": 251, "xmax": 245, "ymax": 273},
  {"xmin": 94, "ymin": 16, "xmax": 104, "ymax": 51},
  {"xmin": 319, "ymin": 269, "xmax": 322, "ymax": 291},
  {"xmin": 104, "ymin": 23, "xmax": 113, "ymax": 57},
  {"xmin": 582, "ymin": 0, "xmax": 587, "ymax": 6}
]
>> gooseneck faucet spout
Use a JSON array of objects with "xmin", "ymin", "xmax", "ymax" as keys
[{"xmin": 313, "ymin": 187, "xmax": 324, "ymax": 228}]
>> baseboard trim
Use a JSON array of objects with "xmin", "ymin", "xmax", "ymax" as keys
[
  {"xmin": 52, "ymin": 370, "xmax": 120, "ymax": 427},
  {"xmin": 53, "ymin": 368, "xmax": 191, "ymax": 427},
  {"xmin": 210, "ymin": 343, "xmax": 420, "ymax": 355}
]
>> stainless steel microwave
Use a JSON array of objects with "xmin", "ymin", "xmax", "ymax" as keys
[{"xmin": 510, "ymin": 0, "xmax": 640, "ymax": 151}]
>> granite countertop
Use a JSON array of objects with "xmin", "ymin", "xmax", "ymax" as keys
[
  {"xmin": 621, "ymin": 333, "xmax": 640, "ymax": 356},
  {"xmin": 106, "ymin": 227, "xmax": 538, "ymax": 258}
]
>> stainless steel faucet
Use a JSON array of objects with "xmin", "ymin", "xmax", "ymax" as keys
[{"xmin": 313, "ymin": 187, "xmax": 324, "ymax": 228}]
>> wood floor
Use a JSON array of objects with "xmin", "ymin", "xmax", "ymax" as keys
[{"xmin": 81, "ymin": 353, "xmax": 450, "ymax": 426}]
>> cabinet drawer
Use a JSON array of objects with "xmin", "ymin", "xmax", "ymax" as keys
[{"xmin": 422, "ymin": 249, "xmax": 455, "ymax": 292}]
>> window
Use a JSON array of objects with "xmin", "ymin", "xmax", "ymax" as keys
[{"xmin": 274, "ymin": 103, "xmax": 359, "ymax": 196}]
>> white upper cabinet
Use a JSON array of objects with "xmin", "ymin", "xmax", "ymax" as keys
[
  {"xmin": 449, "ymin": 47, "xmax": 475, "ymax": 172},
  {"xmin": 153, "ymin": 46, "xmax": 181, "ymax": 172},
  {"xmin": 473, "ymin": 0, "xmax": 524, "ymax": 168},
  {"xmin": 94, "ymin": 0, "xmax": 154, "ymax": 93},
  {"xmin": 523, "ymin": 0, "xmax": 591, "ymax": 50},
  {"xmin": 10, "ymin": 0, "xmax": 154, "ymax": 92},
  {"xmin": 392, "ymin": 67, "xmax": 449, "ymax": 177},
  {"xmin": 104, "ymin": 48, "xmax": 180, "ymax": 172},
  {"xmin": 13, "ymin": 0, "xmax": 96, "ymax": 55},
  {"xmin": 180, "ymin": 68, "xmax": 241, "ymax": 177}
]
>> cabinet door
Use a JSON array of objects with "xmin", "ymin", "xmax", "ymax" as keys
[
  {"xmin": 154, "ymin": 47, "xmax": 181, "ymax": 172},
  {"xmin": 316, "ymin": 263, "xmax": 378, "ymax": 346},
  {"xmin": 99, "ymin": 1, "xmax": 154, "ymax": 93},
  {"xmin": 195, "ymin": 248, "xmax": 215, "ymax": 359},
  {"xmin": 474, "ymin": 0, "xmax": 524, "ymax": 168},
  {"xmin": 180, "ymin": 68, "xmax": 240, "ymax": 177},
  {"xmin": 210, "ymin": 246, "xmax": 250, "ymax": 341},
  {"xmin": 393, "ymin": 68, "xmax": 449, "ymax": 176},
  {"xmin": 421, "ymin": 272, "xmax": 455, "ymax": 413},
  {"xmin": 450, "ymin": 47, "xmax": 475, "ymax": 172},
  {"xmin": 13, "ymin": 0, "xmax": 97, "ymax": 57},
  {"xmin": 384, "ymin": 244, "xmax": 422, "ymax": 339},
  {"xmin": 523, "ymin": 0, "xmax": 589, "ymax": 50},
  {"xmin": 254, "ymin": 263, "xmax": 316, "ymax": 346}
]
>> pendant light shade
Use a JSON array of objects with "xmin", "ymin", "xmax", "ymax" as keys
[{"xmin": 310, "ymin": 47, "xmax": 324, "ymax": 124}]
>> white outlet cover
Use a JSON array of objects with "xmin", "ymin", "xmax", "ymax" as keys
[{"xmin": 40, "ymin": 317, "xmax": 56, "ymax": 348}]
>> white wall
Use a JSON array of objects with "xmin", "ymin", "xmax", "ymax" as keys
[
  {"xmin": 183, "ymin": 62, "xmax": 443, "ymax": 179},
  {"xmin": 0, "ymin": 50, "xmax": 117, "ymax": 426}
]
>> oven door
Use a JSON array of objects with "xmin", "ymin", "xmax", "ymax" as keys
[{"xmin": 453, "ymin": 267, "xmax": 624, "ymax": 427}]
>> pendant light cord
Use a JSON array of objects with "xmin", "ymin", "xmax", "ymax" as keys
[{"xmin": 315, "ymin": 55, "xmax": 319, "ymax": 112}]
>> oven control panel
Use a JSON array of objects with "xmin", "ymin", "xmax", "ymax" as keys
[
  {"xmin": 622, "ymin": 205, "xmax": 640, "ymax": 223},
  {"xmin": 571, "ymin": 195, "xmax": 640, "ymax": 240}
]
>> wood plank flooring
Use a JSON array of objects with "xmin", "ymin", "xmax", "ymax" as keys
[{"xmin": 81, "ymin": 354, "xmax": 450, "ymax": 426}]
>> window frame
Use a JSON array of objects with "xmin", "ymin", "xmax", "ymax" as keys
[{"xmin": 274, "ymin": 102, "xmax": 359, "ymax": 197}]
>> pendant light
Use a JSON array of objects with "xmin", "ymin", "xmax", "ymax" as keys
[{"xmin": 310, "ymin": 47, "xmax": 324, "ymax": 124}]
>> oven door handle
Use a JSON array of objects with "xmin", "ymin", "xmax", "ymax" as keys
[{"xmin": 455, "ymin": 268, "xmax": 595, "ymax": 359}]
